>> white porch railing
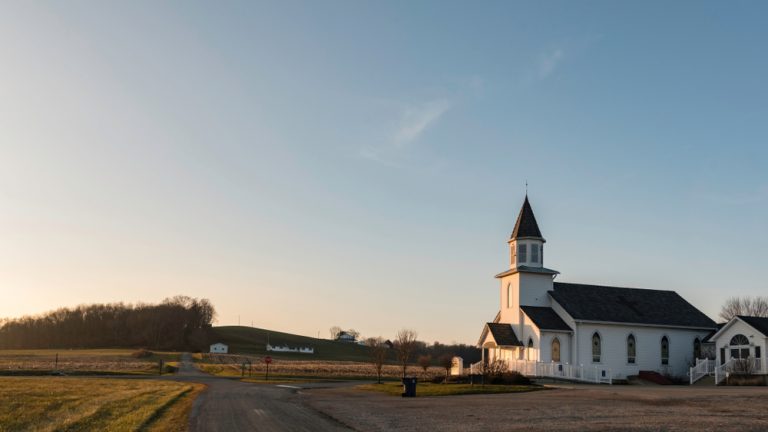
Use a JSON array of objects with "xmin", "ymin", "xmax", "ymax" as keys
[
  {"xmin": 470, "ymin": 359, "xmax": 612, "ymax": 384},
  {"xmin": 469, "ymin": 361, "xmax": 483, "ymax": 375},
  {"xmin": 509, "ymin": 360, "xmax": 613, "ymax": 385},
  {"xmin": 689, "ymin": 358, "xmax": 715, "ymax": 385},
  {"xmin": 715, "ymin": 359, "xmax": 734, "ymax": 385}
]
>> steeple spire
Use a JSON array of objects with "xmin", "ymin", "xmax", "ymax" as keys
[{"xmin": 511, "ymin": 195, "xmax": 543, "ymax": 240}]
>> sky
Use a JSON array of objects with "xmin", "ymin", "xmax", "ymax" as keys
[{"xmin": 1, "ymin": 1, "xmax": 767, "ymax": 344}]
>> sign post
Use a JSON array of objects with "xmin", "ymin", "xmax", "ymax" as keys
[{"xmin": 264, "ymin": 356, "xmax": 272, "ymax": 381}]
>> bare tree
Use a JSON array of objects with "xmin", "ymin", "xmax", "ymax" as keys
[
  {"xmin": 438, "ymin": 354, "xmax": 454, "ymax": 382},
  {"xmin": 485, "ymin": 359, "xmax": 509, "ymax": 379},
  {"xmin": 394, "ymin": 329, "xmax": 418, "ymax": 378},
  {"xmin": 417, "ymin": 354, "xmax": 432, "ymax": 379},
  {"xmin": 366, "ymin": 337, "xmax": 388, "ymax": 384},
  {"xmin": 329, "ymin": 326, "xmax": 343, "ymax": 340},
  {"xmin": 731, "ymin": 358, "xmax": 757, "ymax": 376},
  {"xmin": 719, "ymin": 296, "xmax": 768, "ymax": 322}
]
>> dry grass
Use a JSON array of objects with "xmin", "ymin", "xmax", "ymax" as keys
[
  {"xmin": 0, "ymin": 349, "xmax": 180, "ymax": 375},
  {"xmin": 0, "ymin": 377, "xmax": 202, "ymax": 432},
  {"xmin": 199, "ymin": 354, "xmax": 448, "ymax": 380}
]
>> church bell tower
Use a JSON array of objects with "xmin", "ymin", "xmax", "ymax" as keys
[
  {"xmin": 497, "ymin": 195, "xmax": 558, "ymax": 326},
  {"xmin": 508, "ymin": 195, "xmax": 546, "ymax": 269}
]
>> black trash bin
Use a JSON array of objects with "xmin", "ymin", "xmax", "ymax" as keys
[{"xmin": 401, "ymin": 377, "xmax": 417, "ymax": 397}]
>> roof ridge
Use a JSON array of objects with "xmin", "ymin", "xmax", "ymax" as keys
[{"xmin": 554, "ymin": 281, "xmax": 678, "ymax": 294}]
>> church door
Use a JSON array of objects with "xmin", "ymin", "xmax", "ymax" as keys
[{"xmin": 551, "ymin": 338, "xmax": 561, "ymax": 363}]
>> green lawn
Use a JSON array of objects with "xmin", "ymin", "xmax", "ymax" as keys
[
  {"xmin": 357, "ymin": 382, "xmax": 545, "ymax": 397},
  {"xmin": 0, "ymin": 377, "xmax": 203, "ymax": 432}
]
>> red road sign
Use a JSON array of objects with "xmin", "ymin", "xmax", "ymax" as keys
[{"xmin": 264, "ymin": 356, "xmax": 273, "ymax": 364}]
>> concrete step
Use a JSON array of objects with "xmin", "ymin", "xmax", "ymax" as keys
[{"xmin": 692, "ymin": 375, "xmax": 715, "ymax": 386}]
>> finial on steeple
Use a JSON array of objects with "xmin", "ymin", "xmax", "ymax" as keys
[{"xmin": 525, "ymin": 180, "xmax": 528, "ymax": 195}]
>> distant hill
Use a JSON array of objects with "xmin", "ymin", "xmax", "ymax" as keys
[{"xmin": 210, "ymin": 326, "xmax": 380, "ymax": 362}]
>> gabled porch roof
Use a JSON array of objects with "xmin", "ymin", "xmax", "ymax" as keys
[{"xmin": 477, "ymin": 322, "xmax": 523, "ymax": 348}]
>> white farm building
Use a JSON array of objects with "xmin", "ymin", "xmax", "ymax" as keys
[
  {"xmin": 477, "ymin": 196, "xmax": 718, "ymax": 384},
  {"xmin": 209, "ymin": 342, "xmax": 229, "ymax": 354}
]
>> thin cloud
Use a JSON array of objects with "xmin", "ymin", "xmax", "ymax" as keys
[
  {"xmin": 393, "ymin": 99, "xmax": 452, "ymax": 146},
  {"xmin": 356, "ymin": 96, "xmax": 453, "ymax": 170}
]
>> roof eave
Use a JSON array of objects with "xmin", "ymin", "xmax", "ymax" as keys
[
  {"xmin": 709, "ymin": 316, "xmax": 768, "ymax": 341},
  {"xmin": 508, "ymin": 236, "xmax": 546, "ymax": 243},
  {"xmin": 572, "ymin": 319, "xmax": 716, "ymax": 331},
  {"xmin": 495, "ymin": 267, "xmax": 560, "ymax": 279}
]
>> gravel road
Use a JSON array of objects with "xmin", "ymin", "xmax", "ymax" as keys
[
  {"xmin": 172, "ymin": 354, "xmax": 353, "ymax": 432},
  {"xmin": 304, "ymin": 383, "xmax": 768, "ymax": 431}
]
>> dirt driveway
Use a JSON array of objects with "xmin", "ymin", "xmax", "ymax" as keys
[{"xmin": 303, "ymin": 384, "xmax": 768, "ymax": 431}]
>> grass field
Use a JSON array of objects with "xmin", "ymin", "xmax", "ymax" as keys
[
  {"xmin": 211, "ymin": 326, "xmax": 380, "ymax": 362},
  {"xmin": 357, "ymin": 382, "xmax": 545, "ymax": 397},
  {"xmin": 0, "ymin": 377, "xmax": 203, "ymax": 432},
  {"xmin": 0, "ymin": 349, "xmax": 181, "ymax": 375}
]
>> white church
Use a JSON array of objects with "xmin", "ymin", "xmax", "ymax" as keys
[{"xmin": 477, "ymin": 196, "xmax": 719, "ymax": 383}]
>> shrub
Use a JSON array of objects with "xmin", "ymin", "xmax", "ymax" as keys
[
  {"xmin": 131, "ymin": 349, "xmax": 153, "ymax": 359},
  {"xmin": 727, "ymin": 375, "xmax": 767, "ymax": 386},
  {"xmin": 493, "ymin": 371, "xmax": 531, "ymax": 385},
  {"xmin": 485, "ymin": 359, "xmax": 509, "ymax": 378},
  {"xmin": 661, "ymin": 372, "xmax": 689, "ymax": 385},
  {"xmin": 163, "ymin": 364, "xmax": 178, "ymax": 374}
]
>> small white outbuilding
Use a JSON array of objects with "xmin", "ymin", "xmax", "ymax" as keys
[{"xmin": 209, "ymin": 342, "xmax": 229, "ymax": 354}]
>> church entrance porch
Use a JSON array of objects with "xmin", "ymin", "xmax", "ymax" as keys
[{"xmin": 472, "ymin": 346, "xmax": 613, "ymax": 384}]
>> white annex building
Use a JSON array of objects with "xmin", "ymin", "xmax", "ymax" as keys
[
  {"xmin": 706, "ymin": 315, "xmax": 767, "ymax": 384},
  {"xmin": 477, "ymin": 196, "xmax": 718, "ymax": 383},
  {"xmin": 209, "ymin": 342, "xmax": 229, "ymax": 354}
]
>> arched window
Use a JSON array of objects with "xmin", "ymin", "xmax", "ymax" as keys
[
  {"xmin": 627, "ymin": 334, "xmax": 636, "ymax": 364},
  {"xmin": 507, "ymin": 283, "xmax": 512, "ymax": 308},
  {"xmin": 552, "ymin": 337, "xmax": 561, "ymax": 363},
  {"xmin": 730, "ymin": 334, "xmax": 749, "ymax": 346},
  {"xmin": 729, "ymin": 334, "xmax": 750, "ymax": 360},
  {"xmin": 592, "ymin": 333, "xmax": 601, "ymax": 363},
  {"xmin": 693, "ymin": 338, "xmax": 701, "ymax": 359},
  {"xmin": 661, "ymin": 336, "xmax": 669, "ymax": 365}
]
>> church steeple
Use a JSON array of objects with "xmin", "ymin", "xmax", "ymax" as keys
[
  {"xmin": 508, "ymin": 196, "xmax": 546, "ymax": 268},
  {"xmin": 511, "ymin": 195, "xmax": 543, "ymax": 240}
]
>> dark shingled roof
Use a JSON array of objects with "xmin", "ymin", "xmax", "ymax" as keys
[
  {"xmin": 701, "ymin": 323, "xmax": 725, "ymax": 343},
  {"xmin": 738, "ymin": 316, "xmax": 768, "ymax": 337},
  {"xmin": 486, "ymin": 323, "xmax": 523, "ymax": 346},
  {"xmin": 549, "ymin": 282, "xmax": 716, "ymax": 329},
  {"xmin": 511, "ymin": 196, "xmax": 543, "ymax": 239},
  {"xmin": 520, "ymin": 306, "xmax": 573, "ymax": 331}
]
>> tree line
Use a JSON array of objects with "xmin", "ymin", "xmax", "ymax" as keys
[{"xmin": 0, "ymin": 296, "xmax": 216, "ymax": 351}]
